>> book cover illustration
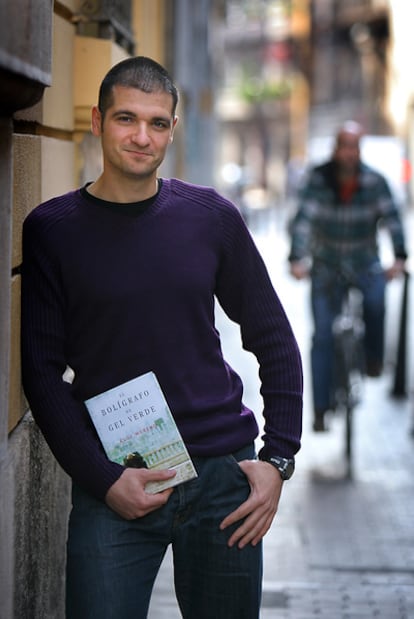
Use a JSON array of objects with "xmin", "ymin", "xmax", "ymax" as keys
[{"xmin": 85, "ymin": 371, "xmax": 197, "ymax": 493}]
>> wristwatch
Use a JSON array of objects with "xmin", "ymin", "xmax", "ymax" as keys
[{"xmin": 264, "ymin": 456, "xmax": 295, "ymax": 480}]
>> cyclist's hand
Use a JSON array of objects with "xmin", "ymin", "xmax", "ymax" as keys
[
  {"xmin": 385, "ymin": 259, "xmax": 406, "ymax": 280},
  {"xmin": 290, "ymin": 260, "xmax": 309, "ymax": 280}
]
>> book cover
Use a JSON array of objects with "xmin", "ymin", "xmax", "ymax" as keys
[{"xmin": 85, "ymin": 371, "xmax": 197, "ymax": 493}]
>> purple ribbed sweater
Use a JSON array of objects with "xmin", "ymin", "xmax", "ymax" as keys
[{"xmin": 21, "ymin": 178, "xmax": 303, "ymax": 501}]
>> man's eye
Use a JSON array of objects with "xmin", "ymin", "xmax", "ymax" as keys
[{"xmin": 118, "ymin": 116, "xmax": 133, "ymax": 122}]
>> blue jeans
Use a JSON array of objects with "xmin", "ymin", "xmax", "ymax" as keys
[
  {"xmin": 310, "ymin": 262, "xmax": 386, "ymax": 412},
  {"xmin": 66, "ymin": 444, "xmax": 262, "ymax": 619}
]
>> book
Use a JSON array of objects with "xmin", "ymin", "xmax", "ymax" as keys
[{"xmin": 85, "ymin": 371, "xmax": 197, "ymax": 494}]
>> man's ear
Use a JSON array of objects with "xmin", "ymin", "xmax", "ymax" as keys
[
  {"xmin": 170, "ymin": 115, "xmax": 179, "ymax": 143},
  {"xmin": 91, "ymin": 106, "xmax": 102, "ymax": 136}
]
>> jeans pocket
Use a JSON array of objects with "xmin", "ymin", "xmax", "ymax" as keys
[{"xmin": 224, "ymin": 443, "xmax": 256, "ymax": 480}]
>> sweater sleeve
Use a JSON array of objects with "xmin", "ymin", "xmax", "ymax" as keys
[
  {"xmin": 214, "ymin": 198, "xmax": 303, "ymax": 459},
  {"xmin": 288, "ymin": 170, "xmax": 317, "ymax": 262},
  {"xmin": 21, "ymin": 211, "xmax": 124, "ymax": 501},
  {"xmin": 376, "ymin": 175, "xmax": 408, "ymax": 260}
]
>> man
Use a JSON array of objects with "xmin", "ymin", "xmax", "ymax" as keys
[
  {"xmin": 21, "ymin": 57, "xmax": 303, "ymax": 618},
  {"xmin": 289, "ymin": 121, "xmax": 407, "ymax": 432}
]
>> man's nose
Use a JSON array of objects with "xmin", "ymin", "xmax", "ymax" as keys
[{"xmin": 131, "ymin": 122, "xmax": 150, "ymax": 144}]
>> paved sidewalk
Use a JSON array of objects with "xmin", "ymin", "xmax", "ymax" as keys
[{"xmin": 148, "ymin": 211, "xmax": 414, "ymax": 618}]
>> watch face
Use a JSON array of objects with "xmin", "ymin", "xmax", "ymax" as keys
[{"xmin": 269, "ymin": 456, "xmax": 295, "ymax": 480}]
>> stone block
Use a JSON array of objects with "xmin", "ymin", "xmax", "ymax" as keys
[
  {"xmin": 74, "ymin": 36, "xmax": 128, "ymax": 131},
  {"xmin": 10, "ymin": 413, "xmax": 70, "ymax": 619},
  {"xmin": 0, "ymin": 451, "xmax": 14, "ymax": 619},
  {"xmin": 12, "ymin": 134, "xmax": 75, "ymax": 267},
  {"xmin": 42, "ymin": 14, "xmax": 75, "ymax": 131},
  {"xmin": 15, "ymin": 14, "xmax": 75, "ymax": 130},
  {"xmin": 41, "ymin": 136, "xmax": 75, "ymax": 202},
  {"xmin": 12, "ymin": 134, "xmax": 42, "ymax": 268},
  {"xmin": 0, "ymin": 0, "xmax": 53, "ymax": 113}
]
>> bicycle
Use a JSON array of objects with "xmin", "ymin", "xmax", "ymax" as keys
[
  {"xmin": 290, "ymin": 260, "xmax": 405, "ymax": 477},
  {"xmin": 331, "ymin": 284, "xmax": 365, "ymax": 479}
]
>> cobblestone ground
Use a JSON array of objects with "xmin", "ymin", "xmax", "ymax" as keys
[{"xmin": 148, "ymin": 209, "xmax": 414, "ymax": 618}]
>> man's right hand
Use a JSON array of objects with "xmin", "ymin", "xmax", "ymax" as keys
[
  {"xmin": 289, "ymin": 260, "xmax": 309, "ymax": 280},
  {"xmin": 105, "ymin": 467, "xmax": 176, "ymax": 519},
  {"xmin": 384, "ymin": 258, "xmax": 406, "ymax": 281}
]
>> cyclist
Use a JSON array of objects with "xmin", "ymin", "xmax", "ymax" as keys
[{"xmin": 288, "ymin": 121, "xmax": 408, "ymax": 431}]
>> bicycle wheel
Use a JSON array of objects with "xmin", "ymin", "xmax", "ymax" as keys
[{"xmin": 333, "ymin": 318, "xmax": 355, "ymax": 478}]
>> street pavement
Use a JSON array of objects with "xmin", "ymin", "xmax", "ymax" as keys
[{"xmin": 148, "ymin": 208, "xmax": 414, "ymax": 618}]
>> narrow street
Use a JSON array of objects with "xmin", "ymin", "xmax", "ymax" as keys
[{"xmin": 148, "ymin": 207, "xmax": 414, "ymax": 618}]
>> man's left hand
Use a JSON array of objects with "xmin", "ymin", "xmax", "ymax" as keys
[{"xmin": 219, "ymin": 460, "xmax": 283, "ymax": 549}]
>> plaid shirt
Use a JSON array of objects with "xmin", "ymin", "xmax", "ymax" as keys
[{"xmin": 288, "ymin": 160, "xmax": 407, "ymax": 272}]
